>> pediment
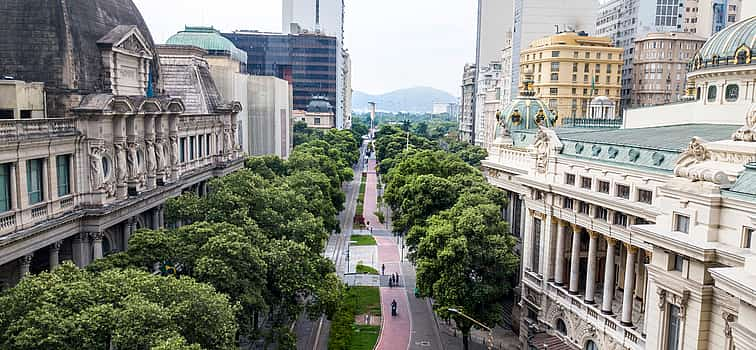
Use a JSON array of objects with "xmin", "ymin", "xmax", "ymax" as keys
[{"xmin": 97, "ymin": 25, "xmax": 153, "ymax": 58}]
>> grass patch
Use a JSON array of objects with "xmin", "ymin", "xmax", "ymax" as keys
[
  {"xmin": 348, "ymin": 286, "xmax": 381, "ymax": 316},
  {"xmin": 328, "ymin": 286, "xmax": 381, "ymax": 350},
  {"xmin": 350, "ymin": 235, "xmax": 377, "ymax": 246},
  {"xmin": 355, "ymin": 263, "xmax": 379, "ymax": 275},
  {"xmin": 350, "ymin": 325, "xmax": 380, "ymax": 350}
]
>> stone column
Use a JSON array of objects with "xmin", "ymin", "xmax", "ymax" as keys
[
  {"xmin": 114, "ymin": 116, "xmax": 128, "ymax": 199},
  {"xmin": 158, "ymin": 206, "xmax": 165, "ymax": 228},
  {"xmin": 169, "ymin": 115, "xmax": 180, "ymax": 182},
  {"xmin": 91, "ymin": 232, "xmax": 104, "ymax": 260},
  {"xmin": 151, "ymin": 208, "xmax": 160, "ymax": 230},
  {"xmin": 48, "ymin": 241, "xmax": 62, "ymax": 270},
  {"xmin": 523, "ymin": 210, "xmax": 534, "ymax": 271},
  {"xmin": 542, "ymin": 217, "xmax": 555, "ymax": 282},
  {"xmin": 584, "ymin": 230, "xmax": 599, "ymax": 304},
  {"xmin": 18, "ymin": 254, "xmax": 33, "ymax": 279},
  {"xmin": 72, "ymin": 232, "xmax": 89, "ymax": 268},
  {"xmin": 621, "ymin": 243, "xmax": 638, "ymax": 326},
  {"xmin": 9, "ymin": 163, "xmax": 18, "ymax": 211},
  {"xmin": 554, "ymin": 221, "xmax": 568, "ymax": 286},
  {"xmin": 601, "ymin": 237, "xmax": 617, "ymax": 314},
  {"xmin": 145, "ymin": 114, "xmax": 157, "ymax": 190},
  {"xmin": 569, "ymin": 224, "xmax": 581, "ymax": 294}
]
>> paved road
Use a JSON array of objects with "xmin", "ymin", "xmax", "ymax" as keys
[{"xmin": 295, "ymin": 140, "xmax": 368, "ymax": 350}]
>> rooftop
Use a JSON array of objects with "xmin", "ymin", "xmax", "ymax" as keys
[{"xmin": 166, "ymin": 26, "xmax": 248, "ymax": 63}]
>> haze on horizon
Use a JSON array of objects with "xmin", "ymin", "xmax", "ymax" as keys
[{"xmin": 133, "ymin": 0, "xmax": 477, "ymax": 98}]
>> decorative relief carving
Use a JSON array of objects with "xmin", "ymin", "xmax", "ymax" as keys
[
  {"xmin": 89, "ymin": 145, "xmax": 107, "ymax": 191},
  {"xmin": 145, "ymin": 140, "xmax": 157, "ymax": 174},
  {"xmin": 126, "ymin": 142, "xmax": 138, "ymax": 179},
  {"xmin": 657, "ymin": 287, "xmax": 667, "ymax": 310},
  {"xmin": 114, "ymin": 143, "xmax": 127, "ymax": 183},
  {"xmin": 732, "ymin": 103, "xmax": 756, "ymax": 141},
  {"xmin": 533, "ymin": 126, "xmax": 563, "ymax": 173},
  {"xmin": 674, "ymin": 137, "xmax": 731, "ymax": 185}
]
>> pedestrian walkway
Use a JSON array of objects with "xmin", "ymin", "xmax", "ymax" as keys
[
  {"xmin": 363, "ymin": 158, "xmax": 381, "ymax": 228},
  {"xmin": 375, "ymin": 236, "xmax": 411, "ymax": 350}
]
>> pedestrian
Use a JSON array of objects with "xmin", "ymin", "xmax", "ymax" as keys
[
  {"xmin": 389, "ymin": 276, "xmax": 393, "ymax": 287},
  {"xmin": 381, "ymin": 264, "xmax": 385, "ymax": 275}
]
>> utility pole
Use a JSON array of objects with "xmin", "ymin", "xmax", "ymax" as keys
[{"xmin": 368, "ymin": 102, "xmax": 376, "ymax": 138}]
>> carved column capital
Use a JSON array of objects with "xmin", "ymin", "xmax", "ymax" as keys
[
  {"xmin": 623, "ymin": 243, "xmax": 638, "ymax": 254},
  {"xmin": 657, "ymin": 287, "xmax": 667, "ymax": 310},
  {"xmin": 570, "ymin": 224, "xmax": 581, "ymax": 233},
  {"xmin": 50, "ymin": 240, "xmax": 63, "ymax": 250},
  {"xmin": 605, "ymin": 236, "xmax": 617, "ymax": 245},
  {"xmin": 588, "ymin": 230, "xmax": 600, "ymax": 239},
  {"xmin": 20, "ymin": 254, "xmax": 33, "ymax": 265},
  {"xmin": 558, "ymin": 220, "xmax": 570, "ymax": 227},
  {"xmin": 89, "ymin": 232, "xmax": 105, "ymax": 242}
]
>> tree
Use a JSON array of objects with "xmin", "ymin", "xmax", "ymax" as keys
[
  {"xmin": 414, "ymin": 194, "xmax": 519, "ymax": 350},
  {"xmin": 0, "ymin": 263, "xmax": 239, "ymax": 350}
]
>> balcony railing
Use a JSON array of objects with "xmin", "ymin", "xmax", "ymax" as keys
[
  {"xmin": 0, "ymin": 119, "xmax": 78, "ymax": 139},
  {"xmin": 560, "ymin": 117, "xmax": 623, "ymax": 129},
  {"xmin": 545, "ymin": 282, "xmax": 645, "ymax": 350}
]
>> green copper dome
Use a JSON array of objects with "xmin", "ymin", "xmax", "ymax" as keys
[
  {"xmin": 166, "ymin": 26, "xmax": 248, "ymax": 63},
  {"xmin": 494, "ymin": 69, "xmax": 557, "ymax": 140},
  {"xmin": 692, "ymin": 16, "xmax": 755, "ymax": 69}
]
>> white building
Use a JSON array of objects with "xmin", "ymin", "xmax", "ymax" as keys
[
  {"xmin": 474, "ymin": 61, "xmax": 502, "ymax": 147},
  {"xmin": 459, "ymin": 64, "xmax": 477, "ymax": 143},
  {"xmin": 483, "ymin": 16, "xmax": 756, "ymax": 350},
  {"xmin": 510, "ymin": 0, "xmax": 598, "ymax": 99},
  {"xmin": 282, "ymin": 0, "xmax": 347, "ymax": 129},
  {"xmin": 683, "ymin": 0, "xmax": 742, "ymax": 35},
  {"xmin": 432, "ymin": 102, "xmax": 459, "ymax": 116},
  {"xmin": 166, "ymin": 27, "xmax": 293, "ymax": 159}
]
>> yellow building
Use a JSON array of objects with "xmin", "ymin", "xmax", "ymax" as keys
[{"xmin": 520, "ymin": 32, "xmax": 623, "ymax": 121}]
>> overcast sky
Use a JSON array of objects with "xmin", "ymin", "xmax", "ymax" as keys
[{"xmin": 133, "ymin": 0, "xmax": 477, "ymax": 97}]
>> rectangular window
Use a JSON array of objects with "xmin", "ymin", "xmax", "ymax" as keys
[
  {"xmin": 613, "ymin": 212, "xmax": 628, "ymax": 227},
  {"xmin": 579, "ymin": 202, "xmax": 590, "ymax": 215},
  {"xmin": 551, "ymin": 51, "xmax": 560, "ymax": 57},
  {"xmin": 743, "ymin": 227, "xmax": 754, "ymax": 248},
  {"xmin": 189, "ymin": 136, "xmax": 195, "ymax": 161},
  {"xmin": 667, "ymin": 304, "xmax": 681, "ymax": 350},
  {"xmin": 180, "ymin": 138, "xmax": 186, "ymax": 163},
  {"xmin": 56, "ymin": 155, "xmax": 70, "ymax": 197},
  {"xmin": 206, "ymin": 134, "xmax": 212, "ymax": 155},
  {"xmin": 550, "ymin": 88, "xmax": 558, "ymax": 95},
  {"xmin": 598, "ymin": 180, "xmax": 610, "ymax": 194},
  {"xmin": 534, "ymin": 191, "xmax": 544, "ymax": 200},
  {"xmin": 581, "ymin": 177, "xmax": 592, "ymax": 189},
  {"xmin": 550, "ymin": 73, "xmax": 559, "ymax": 81},
  {"xmin": 672, "ymin": 254, "xmax": 684, "ymax": 272},
  {"xmin": 584, "ymin": 63, "xmax": 590, "ymax": 73},
  {"xmin": 549, "ymin": 99, "xmax": 558, "ymax": 110},
  {"xmin": 565, "ymin": 173, "xmax": 576, "ymax": 185},
  {"xmin": 616, "ymin": 184, "xmax": 630, "ymax": 199},
  {"xmin": 198, "ymin": 135, "xmax": 204, "ymax": 157},
  {"xmin": 532, "ymin": 218, "xmax": 541, "ymax": 272},
  {"xmin": 595, "ymin": 207, "xmax": 608, "ymax": 220},
  {"xmin": 551, "ymin": 62, "xmax": 560, "ymax": 71},
  {"xmin": 674, "ymin": 214, "xmax": 690, "ymax": 233},
  {"xmin": 573, "ymin": 63, "xmax": 578, "ymax": 72},
  {"xmin": 585, "ymin": 52, "xmax": 590, "ymax": 59},
  {"xmin": 635, "ymin": 217, "xmax": 651, "ymax": 225},
  {"xmin": 315, "ymin": 117, "xmax": 321, "ymax": 125},
  {"xmin": 0, "ymin": 164, "xmax": 11, "ymax": 212},
  {"xmin": 563, "ymin": 197, "xmax": 574, "ymax": 209},
  {"xmin": 27, "ymin": 159, "xmax": 44, "ymax": 205}
]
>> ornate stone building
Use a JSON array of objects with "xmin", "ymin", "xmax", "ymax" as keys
[
  {"xmin": 483, "ymin": 16, "xmax": 756, "ymax": 350},
  {"xmin": 0, "ymin": 0, "xmax": 243, "ymax": 288}
]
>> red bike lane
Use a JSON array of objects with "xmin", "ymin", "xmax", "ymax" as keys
[{"xmin": 375, "ymin": 236, "xmax": 411, "ymax": 350}]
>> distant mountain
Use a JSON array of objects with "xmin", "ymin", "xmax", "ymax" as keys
[{"xmin": 352, "ymin": 87, "xmax": 458, "ymax": 114}]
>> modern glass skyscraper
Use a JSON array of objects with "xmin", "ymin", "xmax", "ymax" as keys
[{"xmin": 223, "ymin": 31, "xmax": 338, "ymax": 115}]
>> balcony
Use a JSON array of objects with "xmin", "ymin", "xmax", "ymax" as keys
[
  {"xmin": 0, "ymin": 119, "xmax": 78, "ymax": 140},
  {"xmin": 545, "ymin": 283, "xmax": 646, "ymax": 350}
]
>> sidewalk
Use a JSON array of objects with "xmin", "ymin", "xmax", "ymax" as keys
[{"xmin": 375, "ymin": 236, "xmax": 411, "ymax": 350}]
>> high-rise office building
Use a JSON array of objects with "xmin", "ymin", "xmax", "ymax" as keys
[
  {"xmin": 282, "ymin": 0, "xmax": 347, "ymax": 129},
  {"xmin": 596, "ymin": 0, "xmax": 738, "ymax": 111},
  {"xmin": 471, "ymin": 0, "xmax": 513, "ymax": 144},
  {"xmin": 683, "ymin": 0, "xmax": 742, "ymax": 35},
  {"xmin": 510, "ymin": 0, "xmax": 598, "ymax": 100},
  {"xmin": 223, "ymin": 31, "xmax": 338, "ymax": 122},
  {"xmin": 459, "ymin": 64, "xmax": 477, "ymax": 143}
]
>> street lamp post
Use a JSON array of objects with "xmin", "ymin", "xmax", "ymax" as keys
[{"xmin": 447, "ymin": 308, "xmax": 495, "ymax": 350}]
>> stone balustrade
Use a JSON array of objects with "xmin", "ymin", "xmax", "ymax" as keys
[{"xmin": 0, "ymin": 119, "xmax": 78, "ymax": 140}]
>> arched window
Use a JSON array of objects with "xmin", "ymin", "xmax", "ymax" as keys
[
  {"xmin": 584, "ymin": 340, "xmax": 599, "ymax": 350},
  {"xmin": 726, "ymin": 84, "xmax": 739, "ymax": 102},
  {"xmin": 707, "ymin": 85, "xmax": 717, "ymax": 102},
  {"xmin": 556, "ymin": 319, "xmax": 567, "ymax": 335},
  {"xmin": 737, "ymin": 50, "xmax": 748, "ymax": 64}
]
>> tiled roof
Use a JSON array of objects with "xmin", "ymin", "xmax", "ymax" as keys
[
  {"xmin": 512, "ymin": 124, "xmax": 738, "ymax": 172},
  {"xmin": 724, "ymin": 163, "xmax": 756, "ymax": 198}
]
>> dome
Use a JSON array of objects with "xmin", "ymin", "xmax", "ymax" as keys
[
  {"xmin": 495, "ymin": 96, "xmax": 557, "ymax": 139},
  {"xmin": 0, "ymin": 0, "xmax": 158, "ymax": 94},
  {"xmin": 306, "ymin": 96, "xmax": 333, "ymax": 113},
  {"xmin": 166, "ymin": 27, "xmax": 248, "ymax": 63},
  {"xmin": 692, "ymin": 16, "xmax": 755, "ymax": 69}
]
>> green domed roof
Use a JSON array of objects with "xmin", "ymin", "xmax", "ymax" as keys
[
  {"xmin": 166, "ymin": 26, "xmax": 248, "ymax": 63},
  {"xmin": 694, "ymin": 16, "xmax": 755, "ymax": 65},
  {"xmin": 494, "ymin": 96, "xmax": 557, "ymax": 140}
]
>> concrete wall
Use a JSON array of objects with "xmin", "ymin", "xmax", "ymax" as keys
[
  {"xmin": 247, "ymin": 76, "xmax": 293, "ymax": 158},
  {"xmin": 624, "ymin": 101, "xmax": 747, "ymax": 129},
  {"xmin": 0, "ymin": 81, "xmax": 45, "ymax": 119},
  {"xmin": 209, "ymin": 65, "xmax": 249, "ymax": 152}
]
